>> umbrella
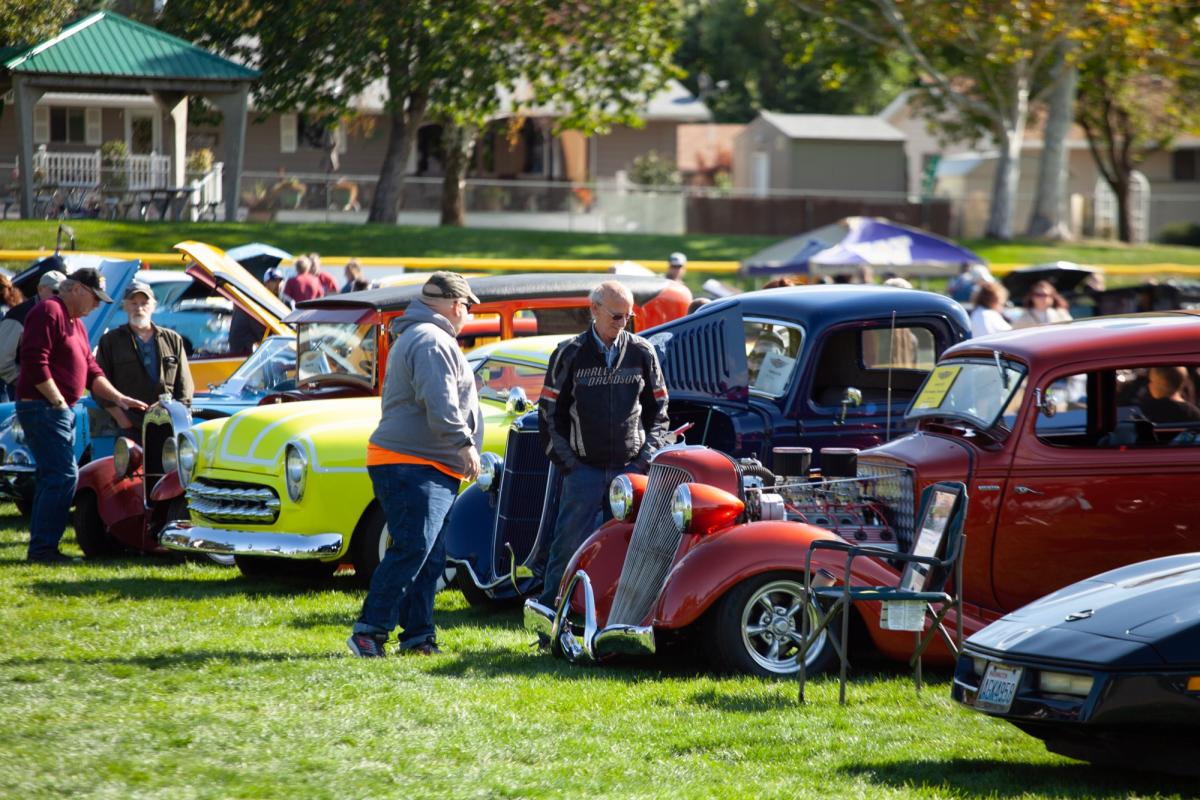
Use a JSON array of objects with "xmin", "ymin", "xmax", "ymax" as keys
[
  {"xmin": 1001, "ymin": 261, "xmax": 1098, "ymax": 301},
  {"xmin": 224, "ymin": 243, "xmax": 293, "ymax": 281},
  {"xmin": 740, "ymin": 216, "xmax": 984, "ymax": 278}
]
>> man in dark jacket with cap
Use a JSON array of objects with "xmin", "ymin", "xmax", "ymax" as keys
[
  {"xmin": 16, "ymin": 268, "xmax": 147, "ymax": 563},
  {"xmin": 95, "ymin": 279, "xmax": 193, "ymax": 440},
  {"xmin": 347, "ymin": 271, "xmax": 483, "ymax": 657}
]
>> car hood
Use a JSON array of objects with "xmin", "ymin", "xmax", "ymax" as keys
[
  {"xmin": 200, "ymin": 397, "xmax": 380, "ymax": 477},
  {"xmin": 967, "ymin": 553, "xmax": 1200, "ymax": 668},
  {"xmin": 644, "ymin": 302, "xmax": 750, "ymax": 405},
  {"xmin": 175, "ymin": 240, "xmax": 291, "ymax": 336}
]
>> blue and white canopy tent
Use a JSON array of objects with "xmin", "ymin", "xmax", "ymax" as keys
[{"xmin": 740, "ymin": 217, "xmax": 985, "ymax": 279}]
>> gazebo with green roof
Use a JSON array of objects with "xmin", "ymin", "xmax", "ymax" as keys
[{"xmin": 1, "ymin": 10, "xmax": 258, "ymax": 221}]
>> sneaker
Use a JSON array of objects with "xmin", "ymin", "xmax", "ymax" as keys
[
  {"xmin": 27, "ymin": 550, "xmax": 79, "ymax": 564},
  {"xmin": 401, "ymin": 639, "xmax": 442, "ymax": 656},
  {"xmin": 347, "ymin": 632, "xmax": 387, "ymax": 658}
]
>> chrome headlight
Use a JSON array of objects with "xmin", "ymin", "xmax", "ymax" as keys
[
  {"xmin": 113, "ymin": 437, "xmax": 131, "ymax": 479},
  {"xmin": 671, "ymin": 483, "xmax": 693, "ymax": 532},
  {"xmin": 285, "ymin": 443, "xmax": 308, "ymax": 502},
  {"xmin": 10, "ymin": 417, "xmax": 24, "ymax": 443},
  {"xmin": 477, "ymin": 451, "xmax": 502, "ymax": 491},
  {"xmin": 177, "ymin": 432, "xmax": 198, "ymax": 487},
  {"xmin": 161, "ymin": 436, "xmax": 179, "ymax": 475},
  {"xmin": 609, "ymin": 474, "xmax": 635, "ymax": 521}
]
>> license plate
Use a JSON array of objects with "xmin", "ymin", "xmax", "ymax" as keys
[{"xmin": 974, "ymin": 663, "xmax": 1023, "ymax": 713}]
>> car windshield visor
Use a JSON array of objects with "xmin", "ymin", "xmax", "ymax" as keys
[
  {"xmin": 907, "ymin": 357, "xmax": 1027, "ymax": 431},
  {"xmin": 297, "ymin": 322, "xmax": 376, "ymax": 385}
]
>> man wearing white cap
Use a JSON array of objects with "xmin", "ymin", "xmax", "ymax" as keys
[
  {"xmin": 0, "ymin": 269, "xmax": 64, "ymax": 399},
  {"xmin": 666, "ymin": 251, "xmax": 687, "ymax": 282}
]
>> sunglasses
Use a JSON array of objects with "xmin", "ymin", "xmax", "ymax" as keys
[{"xmin": 596, "ymin": 303, "xmax": 634, "ymax": 322}]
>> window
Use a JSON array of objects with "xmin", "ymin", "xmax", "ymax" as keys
[
  {"xmin": 473, "ymin": 358, "xmax": 546, "ymax": 404},
  {"xmin": 1035, "ymin": 365, "xmax": 1200, "ymax": 447},
  {"xmin": 811, "ymin": 324, "xmax": 940, "ymax": 409},
  {"xmin": 50, "ymin": 108, "xmax": 86, "ymax": 144},
  {"xmin": 745, "ymin": 320, "xmax": 803, "ymax": 398},
  {"xmin": 1172, "ymin": 149, "xmax": 1198, "ymax": 182}
]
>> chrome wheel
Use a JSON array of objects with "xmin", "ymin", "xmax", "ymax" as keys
[{"xmin": 739, "ymin": 578, "xmax": 826, "ymax": 676}]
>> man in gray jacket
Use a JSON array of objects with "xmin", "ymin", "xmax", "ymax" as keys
[{"xmin": 348, "ymin": 271, "xmax": 482, "ymax": 658}]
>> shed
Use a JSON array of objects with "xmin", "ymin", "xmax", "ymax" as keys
[{"xmin": 732, "ymin": 111, "xmax": 908, "ymax": 197}]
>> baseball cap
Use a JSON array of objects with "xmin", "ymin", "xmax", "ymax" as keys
[
  {"xmin": 71, "ymin": 267, "xmax": 113, "ymax": 303},
  {"xmin": 263, "ymin": 267, "xmax": 286, "ymax": 282},
  {"xmin": 38, "ymin": 270, "xmax": 66, "ymax": 291},
  {"xmin": 421, "ymin": 271, "xmax": 480, "ymax": 305},
  {"xmin": 668, "ymin": 252, "xmax": 687, "ymax": 267},
  {"xmin": 123, "ymin": 280, "xmax": 153, "ymax": 300}
]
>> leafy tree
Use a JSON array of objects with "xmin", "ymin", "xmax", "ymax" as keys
[
  {"xmin": 1074, "ymin": 1, "xmax": 1200, "ymax": 242},
  {"xmin": 676, "ymin": 0, "xmax": 910, "ymax": 122},
  {"xmin": 790, "ymin": 0, "xmax": 1088, "ymax": 240},
  {"xmin": 0, "ymin": 0, "xmax": 77, "ymax": 48},
  {"xmin": 629, "ymin": 150, "xmax": 681, "ymax": 186},
  {"xmin": 164, "ymin": 0, "xmax": 681, "ymax": 226}
]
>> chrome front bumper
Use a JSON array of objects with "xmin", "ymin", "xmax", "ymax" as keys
[
  {"xmin": 158, "ymin": 521, "xmax": 342, "ymax": 560},
  {"xmin": 523, "ymin": 569, "xmax": 656, "ymax": 662}
]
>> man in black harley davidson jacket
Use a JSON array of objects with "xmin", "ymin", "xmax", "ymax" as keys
[{"xmin": 535, "ymin": 280, "xmax": 669, "ymax": 609}]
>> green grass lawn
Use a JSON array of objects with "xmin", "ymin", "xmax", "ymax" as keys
[
  {"xmin": 0, "ymin": 512, "xmax": 1193, "ymax": 799},
  {"xmin": 3, "ymin": 219, "xmax": 1200, "ymax": 271}
]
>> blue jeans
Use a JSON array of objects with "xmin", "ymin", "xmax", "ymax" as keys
[
  {"xmin": 17, "ymin": 400, "xmax": 78, "ymax": 558},
  {"xmin": 537, "ymin": 462, "xmax": 636, "ymax": 608},
  {"xmin": 354, "ymin": 464, "xmax": 459, "ymax": 647}
]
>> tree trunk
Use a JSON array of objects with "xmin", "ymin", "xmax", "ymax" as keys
[
  {"xmin": 1115, "ymin": 176, "xmax": 1132, "ymax": 243},
  {"xmin": 368, "ymin": 90, "xmax": 428, "ymax": 224},
  {"xmin": 1027, "ymin": 46, "xmax": 1077, "ymax": 240},
  {"xmin": 439, "ymin": 123, "xmax": 477, "ymax": 227}
]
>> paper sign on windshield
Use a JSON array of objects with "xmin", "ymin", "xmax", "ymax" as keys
[{"xmin": 912, "ymin": 365, "xmax": 962, "ymax": 410}]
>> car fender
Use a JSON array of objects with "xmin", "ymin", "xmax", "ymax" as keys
[
  {"xmin": 567, "ymin": 520, "xmax": 634, "ymax": 624},
  {"xmin": 653, "ymin": 521, "xmax": 901, "ymax": 629},
  {"xmin": 444, "ymin": 483, "xmax": 498, "ymax": 584},
  {"xmin": 75, "ymin": 456, "xmax": 147, "ymax": 548},
  {"xmin": 149, "ymin": 469, "xmax": 183, "ymax": 503}
]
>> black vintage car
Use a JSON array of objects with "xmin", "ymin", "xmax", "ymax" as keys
[
  {"xmin": 445, "ymin": 284, "xmax": 971, "ymax": 605},
  {"xmin": 952, "ymin": 553, "xmax": 1200, "ymax": 776}
]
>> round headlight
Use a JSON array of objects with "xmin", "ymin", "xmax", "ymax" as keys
[
  {"xmin": 477, "ymin": 451, "xmax": 502, "ymax": 491},
  {"xmin": 671, "ymin": 484, "xmax": 693, "ymax": 532},
  {"xmin": 285, "ymin": 443, "xmax": 308, "ymax": 502},
  {"xmin": 609, "ymin": 474, "xmax": 634, "ymax": 521},
  {"xmin": 113, "ymin": 437, "xmax": 131, "ymax": 478},
  {"xmin": 161, "ymin": 436, "xmax": 179, "ymax": 475},
  {"xmin": 177, "ymin": 433, "xmax": 197, "ymax": 486}
]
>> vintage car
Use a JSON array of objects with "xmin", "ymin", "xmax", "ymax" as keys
[
  {"xmin": 156, "ymin": 275, "xmax": 691, "ymax": 582},
  {"xmin": 953, "ymin": 553, "xmax": 1200, "ymax": 777},
  {"xmin": 447, "ymin": 285, "xmax": 971, "ymax": 605},
  {"xmin": 524, "ymin": 311, "xmax": 1200, "ymax": 677}
]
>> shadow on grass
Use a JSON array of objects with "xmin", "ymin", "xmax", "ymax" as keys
[
  {"xmin": 424, "ymin": 645, "xmax": 672, "ymax": 684},
  {"xmin": 0, "ymin": 649, "xmax": 343, "ymax": 670},
  {"xmin": 840, "ymin": 759, "xmax": 1197, "ymax": 797},
  {"xmin": 21, "ymin": 572, "xmax": 355, "ymax": 601}
]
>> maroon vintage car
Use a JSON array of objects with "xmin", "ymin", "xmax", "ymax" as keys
[{"xmin": 526, "ymin": 312, "xmax": 1200, "ymax": 676}]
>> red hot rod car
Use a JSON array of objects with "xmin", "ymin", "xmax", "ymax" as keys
[{"xmin": 525, "ymin": 312, "xmax": 1200, "ymax": 677}]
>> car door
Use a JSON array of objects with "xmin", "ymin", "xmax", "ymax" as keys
[{"xmin": 991, "ymin": 361, "xmax": 1200, "ymax": 611}]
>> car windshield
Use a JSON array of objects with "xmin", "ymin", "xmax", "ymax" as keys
[
  {"xmin": 474, "ymin": 357, "xmax": 546, "ymax": 404},
  {"xmin": 218, "ymin": 336, "xmax": 298, "ymax": 396},
  {"xmin": 907, "ymin": 357, "xmax": 1027, "ymax": 432},
  {"xmin": 296, "ymin": 322, "xmax": 376, "ymax": 384}
]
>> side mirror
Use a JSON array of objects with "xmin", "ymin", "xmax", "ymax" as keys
[{"xmin": 837, "ymin": 387, "xmax": 863, "ymax": 425}]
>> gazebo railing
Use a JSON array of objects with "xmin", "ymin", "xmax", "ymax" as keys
[{"xmin": 33, "ymin": 146, "xmax": 171, "ymax": 190}]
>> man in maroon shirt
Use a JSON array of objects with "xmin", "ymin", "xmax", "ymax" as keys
[
  {"xmin": 284, "ymin": 256, "xmax": 325, "ymax": 303},
  {"xmin": 16, "ymin": 268, "xmax": 147, "ymax": 563},
  {"xmin": 311, "ymin": 252, "xmax": 339, "ymax": 295}
]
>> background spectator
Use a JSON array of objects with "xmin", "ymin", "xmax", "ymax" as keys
[
  {"xmin": 342, "ymin": 259, "xmax": 364, "ymax": 293},
  {"xmin": 666, "ymin": 252, "xmax": 687, "ymax": 282},
  {"xmin": 0, "ymin": 270, "xmax": 63, "ymax": 401},
  {"xmin": 311, "ymin": 252, "xmax": 339, "ymax": 295},
  {"xmin": 969, "ymin": 281, "xmax": 1012, "ymax": 337},
  {"xmin": 285, "ymin": 256, "xmax": 324, "ymax": 302},
  {"xmin": 0, "ymin": 274, "xmax": 21, "ymax": 314},
  {"xmin": 1014, "ymin": 279, "xmax": 1072, "ymax": 328}
]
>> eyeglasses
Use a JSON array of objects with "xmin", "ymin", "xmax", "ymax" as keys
[
  {"xmin": 595, "ymin": 303, "xmax": 634, "ymax": 322},
  {"xmin": 453, "ymin": 299, "xmax": 472, "ymax": 313}
]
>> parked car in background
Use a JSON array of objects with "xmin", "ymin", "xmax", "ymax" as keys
[
  {"xmin": 448, "ymin": 285, "xmax": 971, "ymax": 606},
  {"xmin": 953, "ymin": 553, "xmax": 1200, "ymax": 777},
  {"xmin": 158, "ymin": 274, "xmax": 692, "ymax": 584},
  {"xmin": 524, "ymin": 311, "xmax": 1200, "ymax": 677}
]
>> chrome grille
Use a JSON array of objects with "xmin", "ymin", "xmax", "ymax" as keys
[
  {"xmin": 492, "ymin": 428, "xmax": 551, "ymax": 578},
  {"xmin": 187, "ymin": 479, "xmax": 281, "ymax": 523},
  {"xmin": 856, "ymin": 461, "xmax": 915, "ymax": 550},
  {"xmin": 606, "ymin": 463, "xmax": 692, "ymax": 626}
]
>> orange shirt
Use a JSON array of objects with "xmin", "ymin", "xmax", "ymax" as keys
[{"xmin": 365, "ymin": 443, "xmax": 464, "ymax": 481}]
